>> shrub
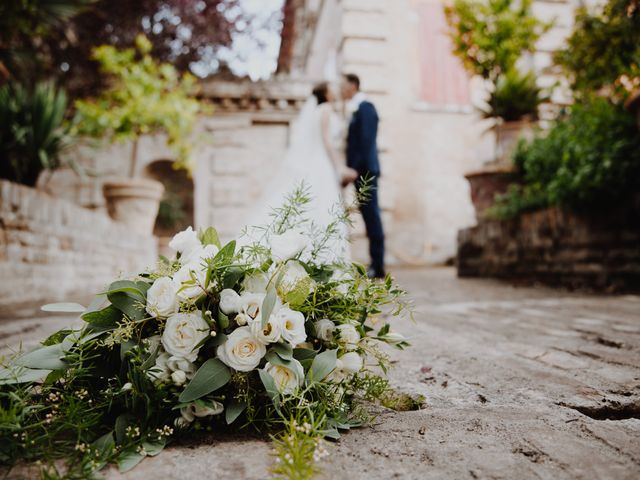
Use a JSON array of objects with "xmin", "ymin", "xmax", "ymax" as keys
[
  {"xmin": 0, "ymin": 82, "xmax": 70, "ymax": 186},
  {"xmin": 490, "ymin": 98, "xmax": 640, "ymax": 218},
  {"xmin": 482, "ymin": 69, "xmax": 548, "ymax": 121}
]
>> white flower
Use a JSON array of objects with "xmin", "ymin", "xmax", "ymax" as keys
[
  {"xmin": 314, "ymin": 319, "xmax": 335, "ymax": 342},
  {"xmin": 219, "ymin": 289, "xmax": 241, "ymax": 314},
  {"xmin": 182, "ymin": 243, "xmax": 219, "ymax": 266},
  {"xmin": 265, "ymin": 359, "xmax": 304, "ymax": 394},
  {"xmin": 148, "ymin": 352, "xmax": 172, "ymax": 382},
  {"xmin": 278, "ymin": 260, "xmax": 314, "ymax": 304},
  {"xmin": 335, "ymin": 324, "xmax": 360, "ymax": 350},
  {"xmin": 381, "ymin": 332, "xmax": 406, "ymax": 345},
  {"xmin": 216, "ymin": 326, "xmax": 266, "ymax": 372},
  {"xmin": 171, "ymin": 370, "xmax": 187, "ymax": 385},
  {"xmin": 178, "ymin": 401, "xmax": 224, "ymax": 425},
  {"xmin": 161, "ymin": 312, "xmax": 209, "ymax": 361},
  {"xmin": 280, "ymin": 260, "xmax": 309, "ymax": 289},
  {"xmin": 328, "ymin": 352, "xmax": 363, "ymax": 382},
  {"xmin": 277, "ymin": 307, "xmax": 307, "ymax": 346},
  {"xmin": 238, "ymin": 293, "xmax": 266, "ymax": 320},
  {"xmin": 270, "ymin": 230, "xmax": 309, "ymax": 261},
  {"xmin": 174, "ymin": 262, "xmax": 207, "ymax": 300},
  {"xmin": 146, "ymin": 277, "xmax": 180, "ymax": 318},
  {"xmin": 169, "ymin": 226, "xmax": 201, "ymax": 258},
  {"xmin": 167, "ymin": 356, "xmax": 196, "ymax": 376},
  {"xmin": 249, "ymin": 313, "xmax": 283, "ymax": 344},
  {"xmin": 242, "ymin": 271, "xmax": 270, "ymax": 294}
]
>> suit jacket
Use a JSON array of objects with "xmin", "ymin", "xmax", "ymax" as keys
[{"xmin": 346, "ymin": 100, "xmax": 380, "ymax": 176}]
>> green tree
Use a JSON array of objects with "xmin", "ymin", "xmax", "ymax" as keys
[{"xmin": 72, "ymin": 35, "xmax": 207, "ymax": 176}]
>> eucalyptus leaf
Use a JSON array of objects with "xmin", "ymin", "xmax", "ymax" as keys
[
  {"xmin": 261, "ymin": 285, "xmax": 277, "ymax": 329},
  {"xmin": 218, "ymin": 309, "xmax": 229, "ymax": 329},
  {"xmin": 108, "ymin": 291, "xmax": 145, "ymax": 321},
  {"xmin": 0, "ymin": 367, "xmax": 51, "ymax": 385},
  {"xmin": 225, "ymin": 400, "xmax": 247, "ymax": 425},
  {"xmin": 258, "ymin": 368, "xmax": 281, "ymax": 410},
  {"xmin": 179, "ymin": 358, "xmax": 231, "ymax": 403},
  {"xmin": 273, "ymin": 342, "xmax": 293, "ymax": 361},
  {"xmin": 115, "ymin": 414, "xmax": 134, "ymax": 444},
  {"xmin": 14, "ymin": 343, "xmax": 69, "ymax": 370},
  {"xmin": 306, "ymin": 349, "xmax": 337, "ymax": 384},
  {"xmin": 142, "ymin": 439, "xmax": 165, "ymax": 457},
  {"xmin": 41, "ymin": 302, "xmax": 85, "ymax": 313},
  {"xmin": 81, "ymin": 305, "xmax": 123, "ymax": 328},
  {"xmin": 118, "ymin": 450, "xmax": 145, "ymax": 472}
]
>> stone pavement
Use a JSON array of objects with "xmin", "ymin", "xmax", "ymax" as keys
[{"xmin": 1, "ymin": 267, "xmax": 639, "ymax": 479}]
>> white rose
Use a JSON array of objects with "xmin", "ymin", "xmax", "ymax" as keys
[
  {"xmin": 169, "ymin": 226, "xmax": 201, "ymax": 258},
  {"xmin": 381, "ymin": 332, "xmax": 407, "ymax": 345},
  {"xmin": 219, "ymin": 288, "xmax": 241, "ymax": 314},
  {"xmin": 167, "ymin": 356, "xmax": 196, "ymax": 377},
  {"xmin": 277, "ymin": 307, "xmax": 307, "ymax": 346},
  {"xmin": 336, "ymin": 324, "xmax": 360, "ymax": 351},
  {"xmin": 216, "ymin": 326, "xmax": 266, "ymax": 372},
  {"xmin": 146, "ymin": 277, "xmax": 180, "ymax": 318},
  {"xmin": 161, "ymin": 312, "xmax": 209, "ymax": 361},
  {"xmin": 328, "ymin": 352, "xmax": 363, "ymax": 382},
  {"xmin": 314, "ymin": 319, "xmax": 335, "ymax": 342},
  {"xmin": 238, "ymin": 292, "xmax": 265, "ymax": 320},
  {"xmin": 174, "ymin": 262, "xmax": 207, "ymax": 300},
  {"xmin": 265, "ymin": 359, "xmax": 304, "ymax": 394},
  {"xmin": 249, "ymin": 313, "xmax": 283, "ymax": 344},
  {"xmin": 182, "ymin": 243, "xmax": 219, "ymax": 266},
  {"xmin": 270, "ymin": 230, "xmax": 309, "ymax": 261},
  {"xmin": 280, "ymin": 260, "xmax": 309, "ymax": 289},
  {"xmin": 178, "ymin": 401, "xmax": 224, "ymax": 425},
  {"xmin": 242, "ymin": 271, "xmax": 270, "ymax": 294}
]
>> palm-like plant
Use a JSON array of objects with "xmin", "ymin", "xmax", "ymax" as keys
[
  {"xmin": 481, "ymin": 69, "xmax": 548, "ymax": 122},
  {"xmin": 0, "ymin": 82, "xmax": 70, "ymax": 186}
]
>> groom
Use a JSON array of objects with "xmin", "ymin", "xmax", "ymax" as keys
[{"xmin": 341, "ymin": 73, "xmax": 385, "ymax": 279}]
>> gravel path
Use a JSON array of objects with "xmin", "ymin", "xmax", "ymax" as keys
[{"xmin": 2, "ymin": 267, "xmax": 639, "ymax": 479}]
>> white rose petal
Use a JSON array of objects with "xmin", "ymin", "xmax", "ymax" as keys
[
  {"xmin": 219, "ymin": 289, "xmax": 241, "ymax": 314},
  {"xmin": 182, "ymin": 243, "xmax": 219, "ymax": 266},
  {"xmin": 171, "ymin": 370, "xmax": 188, "ymax": 385},
  {"xmin": 277, "ymin": 307, "xmax": 307, "ymax": 346},
  {"xmin": 169, "ymin": 226, "xmax": 201, "ymax": 258},
  {"xmin": 314, "ymin": 319, "xmax": 335, "ymax": 342},
  {"xmin": 216, "ymin": 326, "xmax": 266, "ymax": 372},
  {"xmin": 161, "ymin": 312, "xmax": 209, "ymax": 361},
  {"xmin": 174, "ymin": 262, "xmax": 207, "ymax": 300},
  {"xmin": 242, "ymin": 271, "xmax": 270, "ymax": 294},
  {"xmin": 146, "ymin": 277, "xmax": 180, "ymax": 318},
  {"xmin": 148, "ymin": 352, "xmax": 172, "ymax": 382},
  {"xmin": 265, "ymin": 359, "xmax": 304, "ymax": 394},
  {"xmin": 382, "ymin": 332, "xmax": 407, "ymax": 345},
  {"xmin": 339, "ymin": 352, "xmax": 363, "ymax": 373},
  {"xmin": 249, "ymin": 313, "xmax": 283, "ymax": 344},
  {"xmin": 270, "ymin": 230, "xmax": 309, "ymax": 261},
  {"xmin": 336, "ymin": 324, "xmax": 360, "ymax": 351}
]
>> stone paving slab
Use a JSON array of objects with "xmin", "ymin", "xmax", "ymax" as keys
[{"xmin": 2, "ymin": 267, "xmax": 639, "ymax": 479}]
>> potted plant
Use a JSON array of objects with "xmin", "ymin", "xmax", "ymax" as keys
[
  {"xmin": 445, "ymin": 0, "xmax": 551, "ymax": 216},
  {"xmin": 72, "ymin": 35, "xmax": 205, "ymax": 235},
  {"xmin": 0, "ymin": 82, "xmax": 71, "ymax": 186}
]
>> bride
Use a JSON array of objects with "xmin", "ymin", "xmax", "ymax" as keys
[{"xmin": 244, "ymin": 82, "xmax": 357, "ymax": 262}]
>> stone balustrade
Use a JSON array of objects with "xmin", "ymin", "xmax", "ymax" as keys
[{"xmin": 0, "ymin": 180, "xmax": 157, "ymax": 314}]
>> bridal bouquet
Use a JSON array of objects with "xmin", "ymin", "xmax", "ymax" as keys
[{"xmin": 0, "ymin": 188, "xmax": 409, "ymax": 479}]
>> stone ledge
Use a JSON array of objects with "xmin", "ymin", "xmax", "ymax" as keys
[
  {"xmin": 457, "ymin": 205, "xmax": 640, "ymax": 291},
  {"xmin": 0, "ymin": 180, "xmax": 157, "ymax": 311}
]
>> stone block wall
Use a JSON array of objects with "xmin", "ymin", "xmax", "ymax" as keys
[
  {"xmin": 457, "ymin": 206, "xmax": 640, "ymax": 291},
  {"xmin": 0, "ymin": 181, "xmax": 157, "ymax": 313}
]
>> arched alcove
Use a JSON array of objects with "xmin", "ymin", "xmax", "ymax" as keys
[{"xmin": 144, "ymin": 160, "xmax": 194, "ymax": 239}]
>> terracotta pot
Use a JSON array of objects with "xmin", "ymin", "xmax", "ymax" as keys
[
  {"xmin": 495, "ymin": 120, "xmax": 533, "ymax": 165},
  {"xmin": 465, "ymin": 165, "xmax": 520, "ymax": 218},
  {"xmin": 103, "ymin": 178, "xmax": 164, "ymax": 235}
]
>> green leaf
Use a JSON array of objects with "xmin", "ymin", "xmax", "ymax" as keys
[
  {"xmin": 120, "ymin": 340, "xmax": 136, "ymax": 362},
  {"xmin": 273, "ymin": 342, "xmax": 293, "ymax": 361},
  {"xmin": 108, "ymin": 291, "xmax": 146, "ymax": 321},
  {"xmin": 306, "ymin": 349, "xmax": 337, "ymax": 384},
  {"xmin": 218, "ymin": 309, "xmax": 229, "ymax": 329},
  {"xmin": 93, "ymin": 431, "xmax": 115, "ymax": 457},
  {"xmin": 223, "ymin": 266, "xmax": 244, "ymax": 289},
  {"xmin": 213, "ymin": 240, "xmax": 236, "ymax": 265},
  {"xmin": 81, "ymin": 305, "xmax": 123, "ymax": 328},
  {"xmin": 118, "ymin": 450, "xmax": 145, "ymax": 472},
  {"xmin": 293, "ymin": 348, "xmax": 317, "ymax": 362},
  {"xmin": 14, "ymin": 343, "xmax": 68, "ymax": 370},
  {"xmin": 258, "ymin": 368, "xmax": 281, "ymax": 410},
  {"xmin": 225, "ymin": 400, "xmax": 247, "ymax": 425},
  {"xmin": 261, "ymin": 284, "xmax": 277, "ymax": 329},
  {"xmin": 115, "ymin": 414, "xmax": 134, "ymax": 444},
  {"xmin": 41, "ymin": 302, "xmax": 85, "ymax": 313},
  {"xmin": 102, "ymin": 280, "xmax": 149, "ymax": 298},
  {"xmin": 142, "ymin": 439, "xmax": 165, "ymax": 457},
  {"xmin": 0, "ymin": 367, "xmax": 51, "ymax": 385},
  {"xmin": 199, "ymin": 227, "xmax": 221, "ymax": 248},
  {"xmin": 179, "ymin": 358, "xmax": 231, "ymax": 403}
]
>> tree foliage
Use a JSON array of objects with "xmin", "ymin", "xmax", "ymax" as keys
[{"xmin": 554, "ymin": 0, "xmax": 640, "ymax": 101}]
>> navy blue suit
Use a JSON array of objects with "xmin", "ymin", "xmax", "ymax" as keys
[{"xmin": 346, "ymin": 100, "xmax": 385, "ymax": 275}]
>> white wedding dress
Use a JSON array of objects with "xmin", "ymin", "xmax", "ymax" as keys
[{"xmin": 244, "ymin": 97, "xmax": 350, "ymax": 263}]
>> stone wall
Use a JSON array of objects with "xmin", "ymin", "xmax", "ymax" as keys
[
  {"xmin": 457, "ymin": 206, "xmax": 640, "ymax": 291},
  {"xmin": 0, "ymin": 181, "xmax": 157, "ymax": 313}
]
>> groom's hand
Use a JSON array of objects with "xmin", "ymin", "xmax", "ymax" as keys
[{"xmin": 341, "ymin": 167, "xmax": 359, "ymax": 187}]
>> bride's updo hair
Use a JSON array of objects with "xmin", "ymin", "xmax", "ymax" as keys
[{"xmin": 312, "ymin": 82, "xmax": 329, "ymax": 104}]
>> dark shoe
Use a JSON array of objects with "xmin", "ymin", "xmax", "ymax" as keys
[{"xmin": 366, "ymin": 267, "xmax": 386, "ymax": 279}]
